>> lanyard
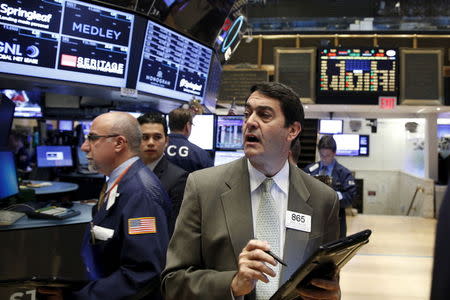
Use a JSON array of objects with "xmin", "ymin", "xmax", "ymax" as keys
[{"xmin": 104, "ymin": 164, "xmax": 133, "ymax": 200}]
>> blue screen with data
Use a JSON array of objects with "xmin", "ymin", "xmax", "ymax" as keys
[
  {"xmin": 36, "ymin": 145, "xmax": 73, "ymax": 167},
  {"xmin": 0, "ymin": 151, "xmax": 19, "ymax": 200}
]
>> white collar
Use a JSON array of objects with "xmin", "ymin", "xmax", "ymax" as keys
[
  {"xmin": 247, "ymin": 159, "xmax": 289, "ymax": 195},
  {"xmin": 147, "ymin": 154, "xmax": 164, "ymax": 171}
]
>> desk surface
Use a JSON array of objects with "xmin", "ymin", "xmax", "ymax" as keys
[
  {"xmin": 21, "ymin": 180, "xmax": 79, "ymax": 195},
  {"xmin": 0, "ymin": 203, "xmax": 92, "ymax": 231},
  {"xmin": 61, "ymin": 171, "xmax": 105, "ymax": 179}
]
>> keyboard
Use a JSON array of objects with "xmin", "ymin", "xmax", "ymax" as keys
[
  {"xmin": 78, "ymin": 168, "xmax": 98, "ymax": 175},
  {"xmin": 26, "ymin": 206, "xmax": 81, "ymax": 220},
  {"xmin": 0, "ymin": 211, "xmax": 25, "ymax": 226}
]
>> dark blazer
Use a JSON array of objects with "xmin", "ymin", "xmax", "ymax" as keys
[
  {"xmin": 165, "ymin": 133, "xmax": 213, "ymax": 173},
  {"xmin": 74, "ymin": 159, "xmax": 171, "ymax": 300},
  {"xmin": 153, "ymin": 155, "xmax": 188, "ymax": 235},
  {"xmin": 162, "ymin": 157, "xmax": 340, "ymax": 300}
]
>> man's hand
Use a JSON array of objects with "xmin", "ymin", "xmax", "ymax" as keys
[
  {"xmin": 296, "ymin": 273, "xmax": 341, "ymax": 300},
  {"xmin": 230, "ymin": 239, "xmax": 278, "ymax": 297}
]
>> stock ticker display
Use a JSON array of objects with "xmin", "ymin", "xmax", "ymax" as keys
[
  {"xmin": 0, "ymin": 0, "xmax": 134, "ymax": 87},
  {"xmin": 318, "ymin": 48, "xmax": 397, "ymax": 95},
  {"xmin": 136, "ymin": 20, "xmax": 212, "ymax": 102}
]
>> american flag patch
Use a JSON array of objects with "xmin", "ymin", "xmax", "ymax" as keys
[{"xmin": 128, "ymin": 217, "xmax": 156, "ymax": 235}]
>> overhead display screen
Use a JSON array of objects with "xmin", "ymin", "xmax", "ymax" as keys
[
  {"xmin": 136, "ymin": 19, "xmax": 213, "ymax": 102},
  {"xmin": 0, "ymin": 0, "xmax": 134, "ymax": 87},
  {"xmin": 317, "ymin": 48, "xmax": 397, "ymax": 104}
]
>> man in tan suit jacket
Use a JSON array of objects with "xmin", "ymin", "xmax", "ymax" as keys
[{"xmin": 162, "ymin": 82, "xmax": 340, "ymax": 300}]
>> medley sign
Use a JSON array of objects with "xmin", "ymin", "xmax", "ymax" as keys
[{"xmin": 0, "ymin": 0, "xmax": 133, "ymax": 87}]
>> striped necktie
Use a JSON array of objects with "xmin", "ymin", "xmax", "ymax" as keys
[
  {"xmin": 255, "ymin": 178, "xmax": 281, "ymax": 300},
  {"xmin": 97, "ymin": 182, "xmax": 107, "ymax": 212}
]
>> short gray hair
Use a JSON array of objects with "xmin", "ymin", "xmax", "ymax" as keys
[{"xmin": 109, "ymin": 112, "xmax": 142, "ymax": 154}]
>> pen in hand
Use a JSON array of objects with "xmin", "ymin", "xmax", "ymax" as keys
[{"xmin": 264, "ymin": 250, "xmax": 288, "ymax": 267}]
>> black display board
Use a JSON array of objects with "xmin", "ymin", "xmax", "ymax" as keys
[
  {"xmin": 316, "ymin": 48, "xmax": 398, "ymax": 105},
  {"xmin": 218, "ymin": 69, "xmax": 268, "ymax": 104},
  {"xmin": 400, "ymin": 48, "xmax": 444, "ymax": 105},
  {"xmin": 275, "ymin": 48, "xmax": 316, "ymax": 103}
]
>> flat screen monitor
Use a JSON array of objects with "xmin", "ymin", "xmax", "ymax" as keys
[
  {"xmin": 216, "ymin": 115, "xmax": 244, "ymax": 150},
  {"xmin": 214, "ymin": 151, "xmax": 245, "ymax": 166},
  {"xmin": 0, "ymin": 95, "xmax": 15, "ymax": 147},
  {"xmin": 319, "ymin": 119, "xmax": 343, "ymax": 134},
  {"xmin": 0, "ymin": 151, "xmax": 19, "ymax": 200},
  {"xmin": 58, "ymin": 120, "xmax": 73, "ymax": 131},
  {"xmin": 317, "ymin": 48, "xmax": 398, "ymax": 104},
  {"xmin": 1, "ymin": 89, "xmax": 43, "ymax": 118},
  {"xmin": 36, "ymin": 145, "xmax": 73, "ymax": 167},
  {"xmin": 188, "ymin": 114, "xmax": 214, "ymax": 150},
  {"xmin": 0, "ymin": 0, "xmax": 135, "ymax": 88},
  {"xmin": 78, "ymin": 121, "xmax": 92, "ymax": 136},
  {"xmin": 136, "ymin": 19, "xmax": 213, "ymax": 103},
  {"xmin": 76, "ymin": 146, "xmax": 88, "ymax": 166},
  {"xmin": 333, "ymin": 134, "xmax": 369, "ymax": 157}
]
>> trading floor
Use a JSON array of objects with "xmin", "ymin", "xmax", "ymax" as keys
[{"xmin": 341, "ymin": 214, "xmax": 436, "ymax": 300}]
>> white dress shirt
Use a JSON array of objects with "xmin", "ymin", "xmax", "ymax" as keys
[{"xmin": 247, "ymin": 159, "xmax": 289, "ymax": 259}]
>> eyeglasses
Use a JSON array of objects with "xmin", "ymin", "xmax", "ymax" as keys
[{"xmin": 86, "ymin": 134, "xmax": 119, "ymax": 142}]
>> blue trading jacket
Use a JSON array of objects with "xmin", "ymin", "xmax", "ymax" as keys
[
  {"xmin": 165, "ymin": 133, "xmax": 213, "ymax": 173},
  {"xmin": 304, "ymin": 160, "xmax": 357, "ymax": 208},
  {"xmin": 73, "ymin": 159, "xmax": 171, "ymax": 300}
]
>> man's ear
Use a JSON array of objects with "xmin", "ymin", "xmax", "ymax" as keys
[
  {"xmin": 288, "ymin": 121, "xmax": 302, "ymax": 142},
  {"xmin": 114, "ymin": 136, "xmax": 127, "ymax": 152}
]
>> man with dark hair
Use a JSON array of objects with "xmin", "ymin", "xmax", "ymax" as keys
[
  {"xmin": 304, "ymin": 135, "xmax": 357, "ymax": 238},
  {"xmin": 165, "ymin": 108, "xmax": 213, "ymax": 173},
  {"xmin": 162, "ymin": 82, "xmax": 340, "ymax": 300},
  {"xmin": 137, "ymin": 112, "xmax": 188, "ymax": 235}
]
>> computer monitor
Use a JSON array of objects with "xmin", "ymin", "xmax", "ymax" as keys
[
  {"xmin": 0, "ymin": 95, "xmax": 15, "ymax": 148},
  {"xmin": 36, "ymin": 145, "xmax": 73, "ymax": 167},
  {"xmin": 76, "ymin": 146, "xmax": 88, "ymax": 167},
  {"xmin": 78, "ymin": 121, "xmax": 92, "ymax": 136},
  {"xmin": 216, "ymin": 116, "xmax": 244, "ymax": 150},
  {"xmin": 333, "ymin": 134, "xmax": 369, "ymax": 157},
  {"xmin": 188, "ymin": 115, "xmax": 215, "ymax": 150},
  {"xmin": 1, "ymin": 89, "xmax": 43, "ymax": 118},
  {"xmin": 317, "ymin": 48, "xmax": 398, "ymax": 105},
  {"xmin": 0, "ymin": 0, "xmax": 135, "ymax": 88},
  {"xmin": 58, "ymin": 120, "xmax": 73, "ymax": 131},
  {"xmin": 136, "ymin": 18, "xmax": 213, "ymax": 103},
  {"xmin": 0, "ymin": 151, "xmax": 19, "ymax": 201},
  {"xmin": 319, "ymin": 119, "xmax": 343, "ymax": 134},
  {"xmin": 214, "ymin": 151, "xmax": 245, "ymax": 166}
]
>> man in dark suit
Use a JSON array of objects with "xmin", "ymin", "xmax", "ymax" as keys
[
  {"xmin": 162, "ymin": 82, "xmax": 341, "ymax": 300},
  {"xmin": 137, "ymin": 112, "xmax": 188, "ymax": 235},
  {"xmin": 304, "ymin": 135, "xmax": 357, "ymax": 238},
  {"xmin": 67, "ymin": 112, "xmax": 171, "ymax": 300}
]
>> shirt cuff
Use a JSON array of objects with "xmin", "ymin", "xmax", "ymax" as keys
[{"xmin": 337, "ymin": 191, "xmax": 343, "ymax": 200}]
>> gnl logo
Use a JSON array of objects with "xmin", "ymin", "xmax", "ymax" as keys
[{"xmin": 0, "ymin": 41, "xmax": 40, "ymax": 57}]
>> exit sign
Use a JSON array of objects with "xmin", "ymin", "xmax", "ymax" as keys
[{"xmin": 379, "ymin": 96, "xmax": 397, "ymax": 109}]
